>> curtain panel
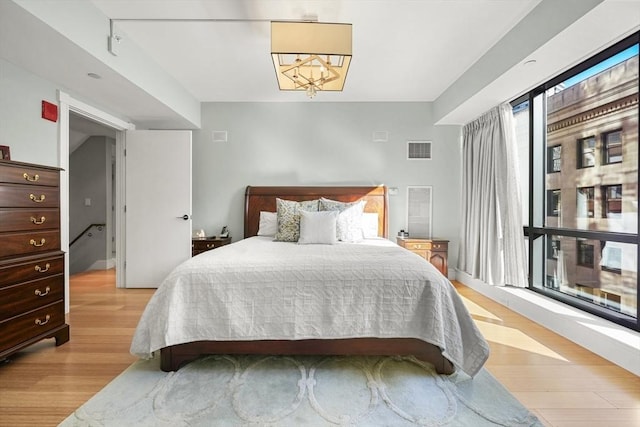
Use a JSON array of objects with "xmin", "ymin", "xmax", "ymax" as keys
[{"xmin": 459, "ymin": 103, "xmax": 527, "ymax": 287}]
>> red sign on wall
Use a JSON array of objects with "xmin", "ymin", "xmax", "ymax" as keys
[{"xmin": 42, "ymin": 100, "xmax": 58, "ymax": 122}]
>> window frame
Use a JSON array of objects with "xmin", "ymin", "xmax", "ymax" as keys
[
  {"xmin": 547, "ymin": 189, "xmax": 561, "ymax": 217},
  {"xmin": 602, "ymin": 184, "xmax": 622, "ymax": 218},
  {"xmin": 515, "ymin": 31, "xmax": 639, "ymax": 332},
  {"xmin": 576, "ymin": 186, "xmax": 595, "ymax": 218},
  {"xmin": 603, "ymin": 129, "xmax": 623, "ymax": 165},
  {"xmin": 600, "ymin": 242, "xmax": 622, "ymax": 274},
  {"xmin": 547, "ymin": 144, "xmax": 562, "ymax": 173},
  {"xmin": 577, "ymin": 239, "xmax": 595, "ymax": 268},
  {"xmin": 547, "ymin": 236, "xmax": 560, "ymax": 260},
  {"xmin": 577, "ymin": 136, "xmax": 596, "ymax": 169}
]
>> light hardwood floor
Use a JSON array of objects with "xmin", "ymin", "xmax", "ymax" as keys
[{"xmin": 0, "ymin": 269, "xmax": 638, "ymax": 426}]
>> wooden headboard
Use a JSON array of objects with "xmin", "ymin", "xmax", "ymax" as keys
[{"xmin": 244, "ymin": 186, "xmax": 388, "ymax": 238}]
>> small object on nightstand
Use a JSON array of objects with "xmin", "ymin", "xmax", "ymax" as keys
[
  {"xmin": 0, "ymin": 145, "xmax": 10, "ymax": 160},
  {"xmin": 192, "ymin": 235, "xmax": 231, "ymax": 256},
  {"xmin": 397, "ymin": 236, "xmax": 449, "ymax": 277}
]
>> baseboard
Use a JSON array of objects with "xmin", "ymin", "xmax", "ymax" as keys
[{"xmin": 455, "ymin": 269, "xmax": 640, "ymax": 376}]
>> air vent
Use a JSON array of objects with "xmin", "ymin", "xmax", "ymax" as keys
[
  {"xmin": 212, "ymin": 131, "xmax": 228, "ymax": 143},
  {"xmin": 407, "ymin": 186, "xmax": 432, "ymax": 238},
  {"xmin": 407, "ymin": 140, "xmax": 432, "ymax": 159}
]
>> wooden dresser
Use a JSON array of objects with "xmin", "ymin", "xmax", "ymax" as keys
[
  {"xmin": 397, "ymin": 237, "xmax": 449, "ymax": 277},
  {"xmin": 0, "ymin": 160, "xmax": 69, "ymax": 362},
  {"xmin": 192, "ymin": 236, "xmax": 232, "ymax": 256}
]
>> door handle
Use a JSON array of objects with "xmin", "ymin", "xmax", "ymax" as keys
[{"xmin": 178, "ymin": 214, "xmax": 190, "ymax": 220}]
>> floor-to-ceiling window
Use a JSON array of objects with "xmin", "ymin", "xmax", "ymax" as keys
[{"xmin": 514, "ymin": 32, "xmax": 639, "ymax": 331}]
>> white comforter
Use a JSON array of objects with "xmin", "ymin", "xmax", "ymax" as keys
[{"xmin": 130, "ymin": 236, "xmax": 490, "ymax": 376}]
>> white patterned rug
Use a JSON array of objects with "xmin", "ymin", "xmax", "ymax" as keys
[{"xmin": 59, "ymin": 355, "xmax": 542, "ymax": 426}]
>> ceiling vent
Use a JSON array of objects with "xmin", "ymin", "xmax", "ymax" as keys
[{"xmin": 407, "ymin": 140, "xmax": 432, "ymax": 160}]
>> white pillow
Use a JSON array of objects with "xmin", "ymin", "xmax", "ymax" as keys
[
  {"xmin": 257, "ymin": 211, "xmax": 277, "ymax": 237},
  {"xmin": 297, "ymin": 210, "xmax": 338, "ymax": 244},
  {"xmin": 319, "ymin": 198, "xmax": 366, "ymax": 242},
  {"xmin": 362, "ymin": 213, "xmax": 379, "ymax": 238}
]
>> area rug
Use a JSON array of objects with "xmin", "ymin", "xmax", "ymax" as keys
[{"xmin": 59, "ymin": 355, "xmax": 542, "ymax": 426}]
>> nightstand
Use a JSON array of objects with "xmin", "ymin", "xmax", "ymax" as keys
[
  {"xmin": 397, "ymin": 237, "xmax": 449, "ymax": 277},
  {"xmin": 192, "ymin": 236, "xmax": 231, "ymax": 256}
]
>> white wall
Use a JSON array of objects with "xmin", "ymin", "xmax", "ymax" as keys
[
  {"xmin": 193, "ymin": 102, "xmax": 462, "ymax": 273},
  {"xmin": 11, "ymin": 0, "xmax": 200, "ymax": 129},
  {"xmin": 0, "ymin": 58, "xmax": 59, "ymax": 166}
]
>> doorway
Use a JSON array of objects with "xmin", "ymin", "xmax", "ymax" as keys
[
  {"xmin": 68, "ymin": 112, "xmax": 117, "ymax": 276},
  {"xmin": 58, "ymin": 91, "xmax": 134, "ymax": 310}
]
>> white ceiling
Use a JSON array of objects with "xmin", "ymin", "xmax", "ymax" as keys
[
  {"xmin": 1, "ymin": 0, "xmax": 638, "ymax": 130},
  {"xmin": 90, "ymin": 0, "xmax": 541, "ymax": 103}
]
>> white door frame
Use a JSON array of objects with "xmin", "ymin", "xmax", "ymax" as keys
[{"xmin": 58, "ymin": 91, "xmax": 135, "ymax": 309}]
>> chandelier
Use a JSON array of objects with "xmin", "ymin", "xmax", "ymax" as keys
[{"xmin": 271, "ymin": 21, "xmax": 352, "ymax": 98}]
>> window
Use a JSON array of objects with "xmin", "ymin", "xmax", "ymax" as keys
[
  {"xmin": 575, "ymin": 284, "xmax": 595, "ymax": 301},
  {"xmin": 547, "ymin": 189, "xmax": 561, "ymax": 217},
  {"xmin": 599, "ymin": 290, "xmax": 621, "ymax": 311},
  {"xmin": 578, "ymin": 136, "xmax": 596, "ymax": 168},
  {"xmin": 603, "ymin": 130, "xmax": 623, "ymax": 164},
  {"xmin": 517, "ymin": 32, "xmax": 639, "ymax": 331},
  {"xmin": 547, "ymin": 145, "xmax": 561, "ymax": 172},
  {"xmin": 546, "ymin": 274, "xmax": 559, "ymax": 289},
  {"xmin": 577, "ymin": 187, "xmax": 594, "ymax": 218},
  {"xmin": 577, "ymin": 240, "xmax": 594, "ymax": 268},
  {"xmin": 601, "ymin": 242, "xmax": 622, "ymax": 273},
  {"xmin": 547, "ymin": 237, "xmax": 560, "ymax": 260},
  {"xmin": 602, "ymin": 185, "xmax": 622, "ymax": 218}
]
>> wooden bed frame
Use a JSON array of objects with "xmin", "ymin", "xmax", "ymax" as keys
[{"xmin": 160, "ymin": 185, "xmax": 454, "ymax": 374}]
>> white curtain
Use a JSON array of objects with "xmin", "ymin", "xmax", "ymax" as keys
[{"xmin": 458, "ymin": 103, "xmax": 527, "ymax": 287}]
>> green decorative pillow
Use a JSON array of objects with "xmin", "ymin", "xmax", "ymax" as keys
[
  {"xmin": 275, "ymin": 198, "xmax": 319, "ymax": 242},
  {"xmin": 319, "ymin": 198, "xmax": 367, "ymax": 242}
]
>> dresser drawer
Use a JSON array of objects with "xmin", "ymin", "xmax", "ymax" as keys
[
  {"xmin": 0, "ymin": 163, "xmax": 59, "ymax": 187},
  {"xmin": 399, "ymin": 239, "xmax": 448, "ymax": 252},
  {"xmin": 0, "ymin": 275, "xmax": 63, "ymax": 321},
  {"xmin": 430, "ymin": 241, "xmax": 447, "ymax": 251},
  {"xmin": 0, "ymin": 230, "xmax": 60, "ymax": 259},
  {"xmin": 192, "ymin": 236, "xmax": 232, "ymax": 256},
  {"xmin": 192, "ymin": 240, "xmax": 227, "ymax": 251},
  {"xmin": 0, "ymin": 254, "xmax": 64, "ymax": 288},
  {"xmin": 0, "ymin": 301, "xmax": 65, "ymax": 351},
  {"xmin": 0, "ymin": 184, "xmax": 59, "ymax": 208},
  {"xmin": 403, "ymin": 241, "xmax": 434, "ymax": 251},
  {"xmin": 0, "ymin": 208, "xmax": 60, "ymax": 233}
]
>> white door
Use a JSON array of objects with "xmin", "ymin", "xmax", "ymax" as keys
[{"xmin": 124, "ymin": 130, "xmax": 192, "ymax": 288}]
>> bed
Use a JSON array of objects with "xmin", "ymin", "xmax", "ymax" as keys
[{"xmin": 130, "ymin": 186, "xmax": 490, "ymax": 377}]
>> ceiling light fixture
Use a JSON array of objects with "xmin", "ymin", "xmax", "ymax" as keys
[{"xmin": 271, "ymin": 21, "xmax": 352, "ymax": 98}]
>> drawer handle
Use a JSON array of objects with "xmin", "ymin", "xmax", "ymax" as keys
[
  {"xmin": 30, "ymin": 238, "xmax": 46, "ymax": 247},
  {"xmin": 23, "ymin": 172, "xmax": 40, "ymax": 182},
  {"xmin": 35, "ymin": 315, "xmax": 51, "ymax": 326},
  {"xmin": 414, "ymin": 245, "xmax": 422, "ymax": 249},
  {"xmin": 35, "ymin": 263, "xmax": 51, "ymax": 273},
  {"xmin": 206, "ymin": 243, "xmax": 215, "ymax": 248},
  {"xmin": 35, "ymin": 286, "xmax": 51, "ymax": 297},
  {"xmin": 31, "ymin": 216, "xmax": 46, "ymax": 225},
  {"xmin": 30, "ymin": 194, "xmax": 46, "ymax": 203}
]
